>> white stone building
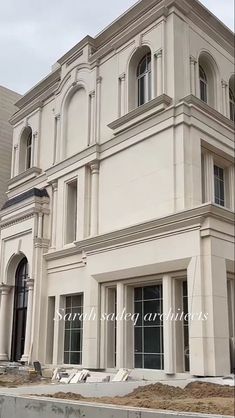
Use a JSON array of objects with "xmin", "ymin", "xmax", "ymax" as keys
[
  {"xmin": 0, "ymin": 0, "xmax": 234, "ymax": 378},
  {"xmin": 0, "ymin": 86, "xmax": 21, "ymax": 209}
]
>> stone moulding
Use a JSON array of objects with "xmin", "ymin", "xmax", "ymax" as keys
[{"xmin": 108, "ymin": 94, "xmax": 172, "ymax": 133}]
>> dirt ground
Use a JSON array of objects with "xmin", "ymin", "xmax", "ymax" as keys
[
  {"xmin": 43, "ymin": 382, "xmax": 235, "ymax": 416},
  {"xmin": 0, "ymin": 373, "xmax": 50, "ymax": 387}
]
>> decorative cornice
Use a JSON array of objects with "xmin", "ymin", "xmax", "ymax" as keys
[
  {"xmin": 8, "ymin": 167, "xmax": 42, "ymax": 187},
  {"xmin": 0, "ymin": 211, "xmax": 35, "ymax": 230},
  {"xmin": 13, "ymin": 68, "xmax": 61, "ymax": 111},
  {"xmin": 44, "ymin": 204, "xmax": 234, "ymax": 260},
  {"xmin": 74, "ymin": 204, "xmax": 234, "ymax": 255},
  {"xmin": 45, "ymin": 143, "xmax": 99, "ymax": 178},
  {"xmin": 9, "ymin": 0, "xmax": 233, "ymax": 125},
  {"xmin": 1, "ymin": 188, "xmax": 49, "ymax": 211},
  {"xmin": 108, "ymin": 94, "xmax": 172, "ymax": 133},
  {"xmin": 181, "ymin": 95, "xmax": 235, "ymax": 131}
]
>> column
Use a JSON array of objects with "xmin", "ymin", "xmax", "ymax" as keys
[
  {"xmin": 52, "ymin": 295, "xmax": 64, "ymax": 365},
  {"xmin": 201, "ymin": 239, "xmax": 230, "ymax": 376},
  {"xmin": 53, "ymin": 114, "xmax": 60, "ymax": 165},
  {"xmin": 0, "ymin": 285, "xmax": 12, "ymax": 360},
  {"xmin": 190, "ymin": 56, "xmax": 197, "ymax": 96},
  {"xmin": 37, "ymin": 212, "xmax": 43, "ymax": 239},
  {"xmin": 187, "ymin": 256, "xmax": 205, "ymax": 376},
  {"xmin": 119, "ymin": 73, "xmax": 126, "ymax": 117},
  {"xmin": 89, "ymin": 161, "xmax": 99, "ymax": 236},
  {"xmin": 116, "ymin": 282, "xmax": 126, "ymax": 369},
  {"xmin": 95, "ymin": 76, "xmax": 102, "ymax": 144},
  {"xmin": 203, "ymin": 152, "xmax": 214, "ymax": 202},
  {"xmin": 221, "ymin": 80, "xmax": 229, "ymax": 118},
  {"xmin": 89, "ymin": 91, "xmax": 96, "ymax": 145},
  {"xmin": 51, "ymin": 181, "xmax": 58, "ymax": 248},
  {"xmin": 163, "ymin": 275, "xmax": 175, "ymax": 374},
  {"xmin": 228, "ymin": 164, "xmax": 235, "ymax": 211},
  {"xmin": 11, "ymin": 144, "xmax": 18, "ymax": 177},
  {"xmin": 155, "ymin": 49, "xmax": 163, "ymax": 96},
  {"xmin": 21, "ymin": 279, "xmax": 34, "ymax": 363}
]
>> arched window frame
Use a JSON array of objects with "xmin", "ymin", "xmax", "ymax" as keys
[
  {"xmin": 137, "ymin": 53, "xmax": 152, "ymax": 106},
  {"xmin": 199, "ymin": 65, "xmax": 208, "ymax": 103},
  {"xmin": 229, "ymin": 87, "xmax": 235, "ymax": 122}
]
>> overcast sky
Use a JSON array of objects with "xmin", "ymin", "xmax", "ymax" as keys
[{"xmin": 0, "ymin": 0, "xmax": 233, "ymax": 95}]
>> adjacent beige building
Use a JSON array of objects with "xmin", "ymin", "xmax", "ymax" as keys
[
  {"xmin": 0, "ymin": 0, "xmax": 234, "ymax": 378},
  {"xmin": 0, "ymin": 86, "xmax": 21, "ymax": 209}
]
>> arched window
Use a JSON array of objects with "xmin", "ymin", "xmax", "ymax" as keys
[
  {"xmin": 229, "ymin": 88, "xmax": 235, "ymax": 122},
  {"xmin": 19, "ymin": 126, "xmax": 33, "ymax": 173},
  {"xmin": 199, "ymin": 65, "xmax": 208, "ymax": 103},
  {"xmin": 198, "ymin": 53, "xmax": 218, "ymax": 109},
  {"xmin": 137, "ymin": 53, "xmax": 151, "ymax": 106},
  {"xmin": 11, "ymin": 258, "xmax": 29, "ymax": 361},
  {"xmin": 26, "ymin": 130, "xmax": 32, "ymax": 169}
]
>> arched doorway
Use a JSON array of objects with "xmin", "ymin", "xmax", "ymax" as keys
[{"xmin": 11, "ymin": 257, "xmax": 29, "ymax": 361}]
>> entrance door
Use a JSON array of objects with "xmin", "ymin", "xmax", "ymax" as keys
[{"xmin": 11, "ymin": 258, "xmax": 28, "ymax": 362}]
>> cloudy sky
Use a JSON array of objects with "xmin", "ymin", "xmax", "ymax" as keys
[{"xmin": 0, "ymin": 0, "xmax": 233, "ymax": 95}]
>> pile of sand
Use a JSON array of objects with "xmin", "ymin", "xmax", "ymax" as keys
[{"xmin": 43, "ymin": 381, "xmax": 235, "ymax": 416}]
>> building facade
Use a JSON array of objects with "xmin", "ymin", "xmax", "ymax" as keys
[
  {"xmin": 0, "ymin": 86, "xmax": 21, "ymax": 209},
  {"xmin": 0, "ymin": 0, "xmax": 234, "ymax": 378}
]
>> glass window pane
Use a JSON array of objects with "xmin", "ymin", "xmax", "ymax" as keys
[
  {"xmin": 70, "ymin": 352, "xmax": 80, "ymax": 365},
  {"xmin": 71, "ymin": 307, "xmax": 82, "ymax": 329},
  {"xmin": 134, "ymin": 287, "xmax": 142, "ymax": 301},
  {"xmin": 135, "ymin": 354, "xmax": 142, "ymax": 368},
  {"xmin": 144, "ymin": 327, "xmax": 161, "ymax": 353},
  {"xmin": 64, "ymin": 351, "xmax": 69, "ymax": 364},
  {"xmin": 71, "ymin": 330, "xmax": 81, "ymax": 351},
  {"xmin": 144, "ymin": 354, "xmax": 161, "ymax": 370},
  {"xmin": 144, "ymin": 285, "xmax": 161, "ymax": 300},
  {"xmin": 138, "ymin": 77, "xmax": 145, "ymax": 106},
  {"xmin": 134, "ymin": 327, "xmax": 142, "ymax": 353},
  {"xmin": 64, "ymin": 330, "xmax": 70, "ymax": 351},
  {"xmin": 72, "ymin": 295, "xmax": 82, "ymax": 307},
  {"xmin": 134, "ymin": 301, "xmax": 142, "ymax": 326},
  {"xmin": 66, "ymin": 296, "xmax": 72, "ymax": 308},
  {"xmin": 144, "ymin": 300, "xmax": 161, "ymax": 326}
]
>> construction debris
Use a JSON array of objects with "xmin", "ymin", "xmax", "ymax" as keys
[{"xmin": 112, "ymin": 368, "xmax": 130, "ymax": 382}]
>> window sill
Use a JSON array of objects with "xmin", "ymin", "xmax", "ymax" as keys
[
  {"xmin": 108, "ymin": 94, "xmax": 172, "ymax": 134},
  {"xmin": 8, "ymin": 167, "xmax": 42, "ymax": 191}
]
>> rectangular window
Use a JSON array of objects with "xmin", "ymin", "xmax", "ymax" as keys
[
  {"xmin": 134, "ymin": 284, "xmax": 164, "ymax": 370},
  {"xmin": 183, "ymin": 281, "xmax": 190, "ymax": 372},
  {"xmin": 64, "ymin": 294, "xmax": 83, "ymax": 365},
  {"xmin": 214, "ymin": 165, "xmax": 225, "ymax": 206},
  {"xmin": 65, "ymin": 179, "xmax": 77, "ymax": 243}
]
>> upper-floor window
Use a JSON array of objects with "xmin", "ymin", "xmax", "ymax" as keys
[
  {"xmin": 229, "ymin": 88, "xmax": 235, "ymax": 122},
  {"xmin": 198, "ymin": 53, "xmax": 217, "ymax": 109},
  {"xmin": 137, "ymin": 53, "xmax": 151, "ymax": 107},
  {"xmin": 65, "ymin": 179, "xmax": 78, "ymax": 244},
  {"xmin": 199, "ymin": 65, "xmax": 208, "ymax": 103},
  {"xmin": 214, "ymin": 165, "xmax": 225, "ymax": 206},
  {"xmin": 26, "ymin": 131, "xmax": 32, "ymax": 170},
  {"xmin": 19, "ymin": 126, "xmax": 33, "ymax": 174}
]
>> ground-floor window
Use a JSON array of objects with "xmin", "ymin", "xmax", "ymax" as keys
[
  {"xmin": 182, "ymin": 281, "xmax": 190, "ymax": 372},
  {"xmin": 64, "ymin": 294, "xmax": 83, "ymax": 364},
  {"xmin": 134, "ymin": 284, "xmax": 164, "ymax": 369}
]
